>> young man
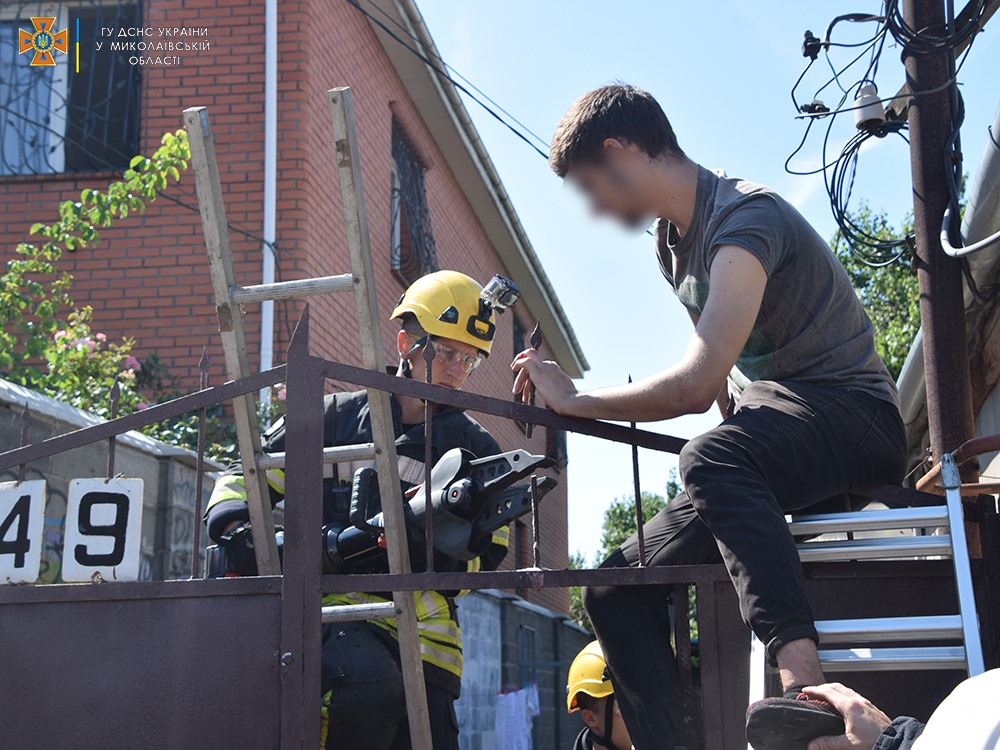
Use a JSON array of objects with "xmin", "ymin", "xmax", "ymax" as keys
[
  {"xmin": 205, "ymin": 271, "xmax": 510, "ymax": 750},
  {"xmin": 512, "ymin": 84, "xmax": 907, "ymax": 749},
  {"xmin": 567, "ymin": 641, "xmax": 635, "ymax": 750}
]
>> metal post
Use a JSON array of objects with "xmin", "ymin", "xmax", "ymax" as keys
[
  {"xmin": 280, "ymin": 307, "xmax": 325, "ymax": 748},
  {"xmin": 629, "ymin": 376, "xmax": 647, "ymax": 567},
  {"xmin": 106, "ymin": 379, "xmax": 120, "ymax": 478},
  {"xmin": 16, "ymin": 403, "xmax": 30, "ymax": 484},
  {"xmin": 525, "ymin": 323, "xmax": 541, "ymax": 439},
  {"xmin": 904, "ymin": 0, "xmax": 977, "ymax": 469},
  {"xmin": 530, "ymin": 474, "xmax": 541, "ymax": 568},
  {"xmin": 423, "ymin": 341, "xmax": 436, "ymax": 573},
  {"xmin": 191, "ymin": 348, "xmax": 210, "ymax": 578}
]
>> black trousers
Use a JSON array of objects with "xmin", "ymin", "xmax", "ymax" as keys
[
  {"xmin": 584, "ymin": 380, "xmax": 907, "ymax": 750},
  {"xmin": 321, "ymin": 622, "xmax": 459, "ymax": 750}
]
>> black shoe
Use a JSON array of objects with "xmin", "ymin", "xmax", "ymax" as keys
[{"xmin": 745, "ymin": 693, "xmax": 845, "ymax": 750}]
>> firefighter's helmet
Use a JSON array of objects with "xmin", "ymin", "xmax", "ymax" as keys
[
  {"xmin": 567, "ymin": 640, "xmax": 615, "ymax": 713},
  {"xmin": 390, "ymin": 270, "xmax": 496, "ymax": 355}
]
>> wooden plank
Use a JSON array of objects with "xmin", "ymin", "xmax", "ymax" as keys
[
  {"xmin": 231, "ymin": 274, "xmax": 354, "ymax": 304},
  {"xmin": 327, "ymin": 86, "xmax": 434, "ymax": 750},
  {"xmin": 183, "ymin": 106, "xmax": 280, "ymax": 576}
]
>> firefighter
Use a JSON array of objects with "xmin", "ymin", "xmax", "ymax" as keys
[
  {"xmin": 567, "ymin": 641, "xmax": 634, "ymax": 750},
  {"xmin": 204, "ymin": 270, "xmax": 510, "ymax": 750}
]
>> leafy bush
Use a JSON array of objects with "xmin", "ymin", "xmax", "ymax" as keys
[{"xmin": 1, "ymin": 129, "xmax": 190, "ymax": 387}]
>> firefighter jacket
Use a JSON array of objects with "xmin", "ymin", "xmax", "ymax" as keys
[{"xmin": 204, "ymin": 388, "xmax": 509, "ymax": 696}]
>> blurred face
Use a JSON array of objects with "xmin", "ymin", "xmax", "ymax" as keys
[
  {"xmin": 399, "ymin": 332, "xmax": 482, "ymax": 391},
  {"xmin": 565, "ymin": 139, "xmax": 655, "ymax": 231},
  {"xmin": 581, "ymin": 697, "xmax": 632, "ymax": 750}
]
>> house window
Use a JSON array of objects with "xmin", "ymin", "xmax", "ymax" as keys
[
  {"xmin": 0, "ymin": 2, "xmax": 140, "ymax": 177},
  {"xmin": 390, "ymin": 119, "xmax": 438, "ymax": 285}
]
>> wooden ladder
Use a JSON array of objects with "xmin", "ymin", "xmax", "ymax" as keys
[{"xmin": 183, "ymin": 86, "xmax": 434, "ymax": 749}]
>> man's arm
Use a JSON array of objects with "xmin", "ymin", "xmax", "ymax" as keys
[
  {"xmin": 688, "ymin": 309, "xmax": 733, "ymax": 421},
  {"xmin": 511, "ymin": 245, "xmax": 767, "ymax": 422},
  {"xmin": 802, "ymin": 684, "xmax": 923, "ymax": 750}
]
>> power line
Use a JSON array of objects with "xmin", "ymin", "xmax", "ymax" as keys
[
  {"xmin": 344, "ymin": 0, "xmax": 550, "ymax": 161},
  {"xmin": 783, "ymin": 1, "xmax": 985, "ymax": 266}
]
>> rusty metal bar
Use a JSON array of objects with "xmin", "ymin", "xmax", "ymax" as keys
[
  {"xmin": 191, "ymin": 348, "xmax": 211, "ymax": 579},
  {"xmin": 106, "ymin": 379, "xmax": 120, "ymax": 478},
  {"xmin": 530, "ymin": 474, "xmax": 541, "ymax": 568},
  {"xmin": 320, "ymin": 564, "xmax": 728, "ymax": 594},
  {"xmin": 525, "ymin": 322, "xmax": 541, "ymax": 439},
  {"xmin": 629, "ymin": 375, "xmax": 647, "ymax": 567},
  {"xmin": 917, "ymin": 432, "xmax": 1000, "ymax": 491},
  {"xmin": 0, "ymin": 366, "xmax": 285, "ymax": 472},
  {"xmin": 321, "ymin": 358, "xmax": 688, "ymax": 455},
  {"xmin": 423, "ymin": 340, "xmax": 435, "ymax": 573},
  {"xmin": 16, "ymin": 402, "xmax": 30, "ymax": 483},
  {"xmin": 280, "ymin": 307, "xmax": 325, "ymax": 748}
]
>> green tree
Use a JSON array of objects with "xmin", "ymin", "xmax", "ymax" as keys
[
  {"xmin": 1, "ymin": 129, "xmax": 190, "ymax": 385},
  {"xmin": 599, "ymin": 471, "xmax": 681, "ymax": 560},
  {"xmin": 832, "ymin": 204, "xmax": 920, "ymax": 380},
  {"xmin": 567, "ymin": 472, "xmax": 684, "ymax": 633},
  {"xmin": 568, "ymin": 549, "xmax": 594, "ymax": 634}
]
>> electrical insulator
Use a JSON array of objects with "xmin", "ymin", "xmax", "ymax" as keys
[{"xmin": 854, "ymin": 83, "xmax": 886, "ymax": 132}]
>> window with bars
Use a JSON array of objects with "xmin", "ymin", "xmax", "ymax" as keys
[
  {"xmin": 0, "ymin": 1, "xmax": 141, "ymax": 177},
  {"xmin": 390, "ymin": 118, "xmax": 438, "ymax": 285}
]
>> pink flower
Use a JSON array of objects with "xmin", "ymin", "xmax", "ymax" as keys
[
  {"xmin": 123, "ymin": 356, "xmax": 141, "ymax": 371},
  {"xmin": 54, "ymin": 330, "xmax": 68, "ymax": 340},
  {"xmin": 95, "ymin": 332, "xmax": 107, "ymax": 342},
  {"xmin": 136, "ymin": 402, "xmax": 149, "ymax": 411},
  {"xmin": 277, "ymin": 388, "xmax": 287, "ymax": 402}
]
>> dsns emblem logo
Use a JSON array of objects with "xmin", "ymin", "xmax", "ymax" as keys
[{"xmin": 18, "ymin": 17, "xmax": 68, "ymax": 67}]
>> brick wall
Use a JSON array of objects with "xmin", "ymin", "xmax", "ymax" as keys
[{"xmin": 0, "ymin": 0, "xmax": 569, "ymax": 613}]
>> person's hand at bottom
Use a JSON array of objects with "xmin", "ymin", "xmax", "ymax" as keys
[{"xmin": 802, "ymin": 683, "xmax": 892, "ymax": 750}]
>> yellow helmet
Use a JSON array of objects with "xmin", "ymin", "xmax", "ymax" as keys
[
  {"xmin": 390, "ymin": 270, "xmax": 496, "ymax": 355},
  {"xmin": 567, "ymin": 640, "xmax": 614, "ymax": 713}
]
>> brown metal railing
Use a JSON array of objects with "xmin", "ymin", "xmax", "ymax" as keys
[{"xmin": 0, "ymin": 305, "xmax": 951, "ymax": 749}]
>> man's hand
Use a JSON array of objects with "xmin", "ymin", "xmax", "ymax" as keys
[
  {"xmin": 802, "ymin": 683, "xmax": 892, "ymax": 750},
  {"xmin": 511, "ymin": 348, "xmax": 579, "ymax": 415}
]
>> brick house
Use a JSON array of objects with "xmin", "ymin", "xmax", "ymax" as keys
[{"xmin": 0, "ymin": 0, "xmax": 588, "ymax": 620}]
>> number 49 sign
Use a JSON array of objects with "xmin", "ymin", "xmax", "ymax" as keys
[
  {"xmin": 0, "ymin": 477, "xmax": 143, "ymax": 584},
  {"xmin": 62, "ymin": 477, "xmax": 143, "ymax": 582}
]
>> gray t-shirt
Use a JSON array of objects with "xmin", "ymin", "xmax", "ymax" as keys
[{"xmin": 656, "ymin": 166, "xmax": 899, "ymax": 408}]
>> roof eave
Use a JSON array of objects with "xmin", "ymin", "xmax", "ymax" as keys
[{"xmin": 363, "ymin": 0, "xmax": 588, "ymax": 377}]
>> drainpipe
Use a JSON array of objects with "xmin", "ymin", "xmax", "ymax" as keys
[{"xmin": 259, "ymin": 0, "xmax": 278, "ymax": 409}]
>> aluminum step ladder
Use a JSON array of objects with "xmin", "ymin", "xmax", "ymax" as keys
[
  {"xmin": 184, "ymin": 87, "xmax": 434, "ymax": 749},
  {"xmin": 746, "ymin": 452, "xmax": 985, "ymax": 737}
]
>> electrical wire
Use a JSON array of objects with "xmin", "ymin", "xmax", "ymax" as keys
[
  {"xmin": 826, "ymin": 125, "xmax": 912, "ymax": 265},
  {"xmin": 351, "ymin": 0, "xmax": 552, "ymax": 154},
  {"xmin": 344, "ymin": 0, "xmax": 549, "ymax": 161},
  {"xmin": 884, "ymin": 0, "xmax": 988, "ymax": 55}
]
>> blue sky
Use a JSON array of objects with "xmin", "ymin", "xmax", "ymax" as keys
[{"xmin": 417, "ymin": 1, "xmax": 1000, "ymax": 561}]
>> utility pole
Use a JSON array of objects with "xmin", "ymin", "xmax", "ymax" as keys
[{"xmin": 904, "ymin": 0, "xmax": 977, "ymax": 471}]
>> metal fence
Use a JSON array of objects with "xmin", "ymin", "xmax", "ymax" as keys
[{"xmin": 0, "ymin": 302, "xmax": 960, "ymax": 749}]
